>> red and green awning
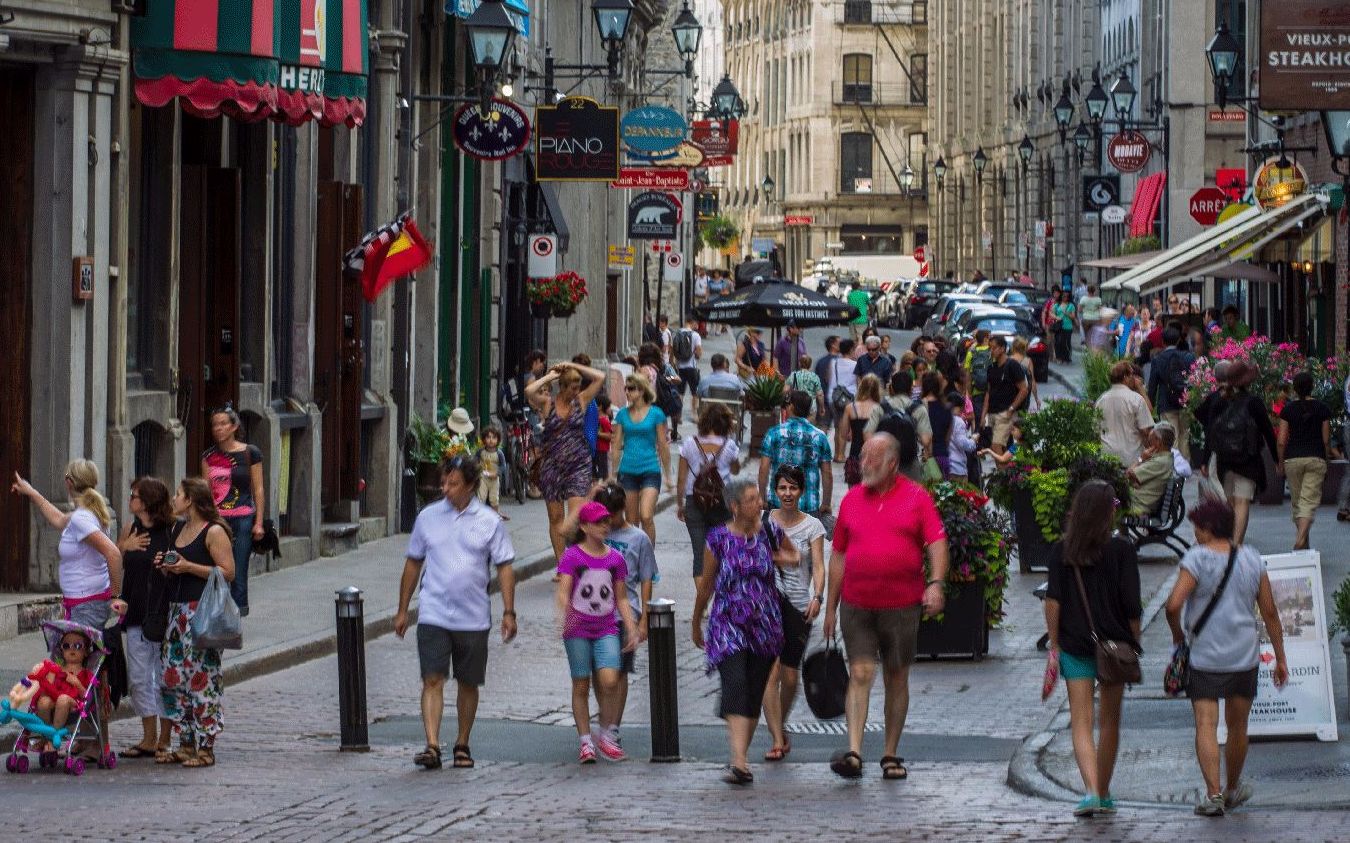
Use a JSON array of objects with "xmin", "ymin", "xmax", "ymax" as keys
[{"xmin": 133, "ymin": 0, "xmax": 368, "ymax": 128}]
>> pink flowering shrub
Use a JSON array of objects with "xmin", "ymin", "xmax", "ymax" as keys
[{"xmin": 1183, "ymin": 336, "xmax": 1347, "ymax": 438}]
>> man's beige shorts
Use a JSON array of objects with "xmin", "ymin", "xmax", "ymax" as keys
[
  {"xmin": 1285, "ymin": 456, "xmax": 1327, "ymax": 521},
  {"xmin": 1221, "ymin": 470, "xmax": 1257, "ymax": 502},
  {"xmin": 991, "ymin": 410, "xmax": 1018, "ymax": 448}
]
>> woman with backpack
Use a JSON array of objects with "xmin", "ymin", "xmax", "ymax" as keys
[
  {"xmin": 1193, "ymin": 360, "xmax": 1278, "ymax": 545},
  {"xmin": 676, "ymin": 404, "xmax": 741, "ymax": 579}
]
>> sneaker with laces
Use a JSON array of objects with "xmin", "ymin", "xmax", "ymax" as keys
[
  {"xmin": 578, "ymin": 738, "xmax": 597, "ymax": 764},
  {"xmin": 1073, "ymin": 795, "xmax": 1101, "ymax": 817},
  {"xmin": 1194, "ymin": 793, "xmax": 1225, "ymax": 816},
  {"xmin": 1224, "ymin": 781, "xmax": 1252, "ymax": 809},
  {"xmin": 595, "ymin": 730, "xmax": 627, "ymax": 761},
  {"xmin": 1097, "ymin": 795, "xmax": 1117, "ymax": 814}
]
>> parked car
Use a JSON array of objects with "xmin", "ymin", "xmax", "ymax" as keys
[
  {"xmin": 950, "ymin": 314, "xmax": 1051, "ymax": 383},
  {"xmin": 922, "ymin": 292, "xmax": 996, "ymax": 338},
  {"xmin": 901, "ymin": 279, "xmax": 958, "ymax": 328},
  {"xmin": 942, "ymin": 303, "xmax": 1016, "ymax": 347}
]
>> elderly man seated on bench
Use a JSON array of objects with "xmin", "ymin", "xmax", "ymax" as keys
[{"xmin": 1126, "ymin": 421, "xmax": 1177, "ymax": 515}]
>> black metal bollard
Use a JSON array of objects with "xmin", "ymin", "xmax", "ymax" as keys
[
  {"xmin": 335, "ymin": 587, "xmax": 369, "ymax": 752},
  {"xmin": 646, "ymin": 598, "xmax": 680, "ymax": 762}
]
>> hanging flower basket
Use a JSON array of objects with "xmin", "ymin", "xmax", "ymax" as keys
[{"xmin": 527, "ymin": 271, "xmax": 588, "ymax": 316}]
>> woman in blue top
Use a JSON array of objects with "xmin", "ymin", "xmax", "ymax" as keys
[
  {"xmin": 1110, "ymin": 304, "xmax": 1139, "ymax": 359},
  {"xmin": 610, "ymin": 372, "xmax": 671, "ymax": 544}
]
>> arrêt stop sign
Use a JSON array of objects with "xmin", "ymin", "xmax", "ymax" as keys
[{"xmin": 1188, "ymin": 187, "xmax": 1228, "ymax": 226}]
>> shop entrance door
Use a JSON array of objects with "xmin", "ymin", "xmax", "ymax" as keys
[
  {"xmin": 0, "ymin": 68, "xmax": 34, "ymax": 589},
  {"xmin": 314, "ymin": 181, "xmax": 365, "ymax": 509},
  {"xmin": 178, "ymin": 166, "xmax": 242, "ymax": 462}
]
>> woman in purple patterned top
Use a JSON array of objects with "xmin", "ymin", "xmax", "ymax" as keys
[{"xmin": 692, "ymin": 478, "xmax": 798, "ymax": 785}]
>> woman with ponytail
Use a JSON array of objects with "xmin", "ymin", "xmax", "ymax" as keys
[
  {"xmin": 155, "ymin": 476, "xmax": 235, "ymax": 768},
  {"xmin": 11, "ymin": 459, "xmax": 126, "ymax": 628}
]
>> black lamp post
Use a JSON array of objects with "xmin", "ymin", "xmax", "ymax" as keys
[
  {"xmin": 1084, "ymin": 79, "xmax": 1109, "ymax": 125},
  {"xmin": 464, "ymin": 0, "xmax": 517, "ymax": 113},
  {"xmin": 1110, "ymin": 68, "xmax": 1137, "ymax": 122},
  {"xmin": 1073, "ymin": 122, "xmax": 1092, "ymax": 158},
  {"xmin": 593, "ymin": 0, "xmax": 635, "ymax": 77},
  {"xmin": 934, "ymin": 156, "xmax": 948, "ymax": 187},
  {"xmin": 973, "ymin": 147, "xmax": 988, "ymax": 181},
  {"xmin": 1053, "ymin": 91, "xmax": 1075, "ymax": 142},
  {"xmin": 1206, "ymin": 21, "xmax": 1241, "ymax": 109},
  {"xmin": 671, "ymin": 2, "xmax": 702, "ymax": 80},
  {"xmin": 709, "ymin": 74, "xmax": 747, "ymax": 122},
  {"xmin": 1017, "ymin": 135, "xmax": 1034, "ymax": 169}
]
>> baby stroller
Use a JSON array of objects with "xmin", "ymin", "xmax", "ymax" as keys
[{"xmin": 4, "ymin": 619, "xmax": 116, "ymax": 776}]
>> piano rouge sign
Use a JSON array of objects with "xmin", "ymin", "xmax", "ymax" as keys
[{"xmin": 535, "ymin": 97, "xmax": 621, "ymax": 182}]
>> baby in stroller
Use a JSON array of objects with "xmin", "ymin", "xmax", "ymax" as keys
[{"xmin": 3, "ymin": 619, "xmax": 115, "ymax": 776}]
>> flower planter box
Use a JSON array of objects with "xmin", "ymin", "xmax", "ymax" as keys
[
  {"xmin": 1011, "ymin": 486, "xmax": 1054, "ymax": 574},
  {"xmin": 529, "ymin": 301, "xmax": 552, "ymax": 319},
  {"xmin": 414, "ymin": 461, "xmax": 443, "ymax": 508},
  {"xmin": 1322, "ymin": 460, "xmax": 1347, "ymax": 507},
  {"xmin": 917, "ymin": 582, "xmax": 989, "ymax": 660},
  {"xmin": 747, "ymin": 410, "xmax": 778, "ymax": 456}
]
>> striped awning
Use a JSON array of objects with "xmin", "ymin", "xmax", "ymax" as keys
[
  {"xmin": 1128, "ymin": 172, "xmax": 1166, "ymax": 238},
  {"xmin": 132, "ymin": 0, "xmax": 368, "ymax": 128}
]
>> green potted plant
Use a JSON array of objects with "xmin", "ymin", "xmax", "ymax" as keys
[
  {"xmin": 407, "ymin": 413, "xmax": 479, "ymax": 506},
  {"xmin": 699, "ymin": 214, "xmax": 740, "ymax": 251},
  {"xmin": 1330, "ymin": 577, "xmax": 1350, "ymax": 710},
  {"xmin": 743, "ymin": 369, "xmax": 785, "ymax": 455},
  {"xmin": 917, "ymin": 482, "xmax": 1013, "ymax": 658}
]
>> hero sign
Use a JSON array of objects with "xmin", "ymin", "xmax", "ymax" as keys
[{"xmin": 1189, "ymin": 187, "xmax": 1228, "ymax": 226}]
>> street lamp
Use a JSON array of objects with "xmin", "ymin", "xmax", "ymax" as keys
[
  {"xmin": 1206, "ymin": 21, "xmax": 1241, "ymax": 108},
  {"xmin": 1110, "ymin": 69, "xmax": 1137, "ymax": 122},
  {"xmin": 709, "ymin": 74, "xmax": 747, "ymax": 121},
  {"xmin": 464, "ymin": 0, "xmax": 517, "ymax": 112},
  {"xmin": 1084, "ymin": 80, "xmax": 1109, "ymax": 124},
  {"xmin": 972, "ymin": 147, "xmax": 988, "ymax": 180},
  {"xmin": 761, "ymin": 174, "xmax": 775, "ymax": 201},
  {"xmin": 1017, "ymin": 135, "xmax": 1034, "ymax": 168},
  {"xmin": 934, "ymin": 156, "xmax": 948, "ymax": 187},
  {"xmin": 1053, "ymin": 91, "xmax": 1075, "ymax": 141},
  {"xmin": 900, "ymin": 164, "xmax": 915, "ymax": 192},
  {"xmin": 671, "ymin": 2, "xmax": 702, "ymax": 79},
  {"xmin": 593, "ymin": 0, "xmax": 635, "ymax": 76},
  {"xmin": 1072, "ymin": 121, "xmax": 1093, "ymax": 157},
  {"xmin": 1323, "ymin": 111, "xmax": 1350, "ymax": 159}
]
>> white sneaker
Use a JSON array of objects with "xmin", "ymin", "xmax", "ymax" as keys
[
  {"xmin": 1194, "ymin": 793, "xmax": 1225, "ymax": 817},
  {"xmin": 1225, "ymin": 781, "xmax": 1252, "ymax": 809},
  {"xmin": 578, "ymin": 737, "xmax": 596, "ymax": 764}
]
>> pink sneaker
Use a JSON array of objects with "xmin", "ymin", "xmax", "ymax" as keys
[
  {"xmin": 595, "ymin": 730, "xmax": 626, "ymax": 762},
  {"xmin": 578, "ymin": 738, "xmax": 597, "ymax": 764}
]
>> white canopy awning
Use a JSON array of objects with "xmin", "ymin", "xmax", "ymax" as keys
[{"xmin": 1101, "ymin": 192, "xmax": 1329, "ymax": 295}]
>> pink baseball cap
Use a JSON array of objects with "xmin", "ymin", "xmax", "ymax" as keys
[{"xmin": 578, "ymin": 501, "xmax": 612, "ymax": 524}]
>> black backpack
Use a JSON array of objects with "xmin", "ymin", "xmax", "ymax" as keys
[
  {"xmin": 875, "ymin": 398, "xmax": 920, "ymax": 466},
  {"xmin": 655, "ymin": 368, "xmax": 683, "ymax": 417},
  {"xmin": 969, "ymin": 346, "xmax": 993, "ymax": 391},
  {"xmin": 673, "ymin": 328, "xmax": 695, "ymax": 363},
  {"xmin": 1207, "ymin": 395, "xmax": 1260, "ymax": 463},
  {"xmin": 643, "ymin": 322, "xmax": 662, "ymax": 344}
]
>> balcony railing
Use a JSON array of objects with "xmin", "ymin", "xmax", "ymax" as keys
[
  {"xmin": 832, "ymin": 81, "xmax": 923, "ymax": 107},
  {"xmin": 837, "ymin": 0, "xmax": 928, "ymax": 26}
]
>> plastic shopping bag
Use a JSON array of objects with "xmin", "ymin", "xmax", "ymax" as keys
[{"xmin": 190, "ymin": 567, "xmax": 244, "ymax": 650}]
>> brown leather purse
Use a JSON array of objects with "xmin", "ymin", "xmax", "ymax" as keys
[{"xmin": 1072, "ymin": 565, "xmax": 1141, "ymax": 685}]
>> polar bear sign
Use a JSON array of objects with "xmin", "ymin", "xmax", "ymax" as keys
[{"xmin": 627, "ymin": 191, "xmax": 682, "ymax": 240}]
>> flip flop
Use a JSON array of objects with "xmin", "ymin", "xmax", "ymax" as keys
[
  {"xmin": 722, "ymin": 765, "xmax": 754, "ymax": 785},
  {"xmin": 763, "ymin": 746, "xmax": 786, "ymax": 762},
  {"xmin": 120, "ymin": 744, "xmax": 157, "ymax": 758},
  {"xmin": 830, "ymin": 750, "xmax": 863, "ymax": 779}
]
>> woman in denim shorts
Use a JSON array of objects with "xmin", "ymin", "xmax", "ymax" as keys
[{"xmin": 610, "ymin": 373, "xmax": 671, "ymax": 544}]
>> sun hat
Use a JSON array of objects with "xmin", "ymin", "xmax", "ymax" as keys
[
  {"xmin": 578, "ymin": 501, "xmax": 611, "ymax": 524},
  {"xmin": 447, "ymin": 407, "xmax": 475, "ymax": 435}
]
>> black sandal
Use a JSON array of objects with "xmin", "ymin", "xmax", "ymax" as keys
[
  {"xmin": 880, "ymin": 755, "xmax": 908, "ymax": 780},
  {"xmin": 414, "ymin": 745, "xmax": 442, "ymax": 770},
  {"xmin": 722, "ymin": 765, "xmax": 754, "ymax": 785},
  {"xmin": 452, "ymin": 744, "xmax": 474, "ymax": 768},
  {"xmin": 830, "ymin": 750, "xmax": 863, "ymax": 779}
]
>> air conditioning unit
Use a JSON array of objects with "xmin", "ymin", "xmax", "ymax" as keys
[{"xmin": 112, "ymin": 0, "xmax": 147, "ymax": 16}]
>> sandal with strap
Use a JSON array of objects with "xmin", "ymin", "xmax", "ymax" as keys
[
  {"xmin": 452, "ymin": 744, "xmax": 474, "ymax": 768},
  {"xmin": 830, "ymin": 750, "xmax": 863, "ymax": 779},
  {"xmin": 763, "ymin": 737, "xmax": 791, "ymax": 761},
  {"xmin": 155, "ymin": 747, "xmax": 195, "ymax": 765},
  {"xmin": 182, "ymin": 748, "xmax": 215, "ymax": 768},
  {"xmin": 880, "ymin": 755, "xmax": 908, "ymax": 780},
  {"xmin": 722, "ymin": 765, "xmax": 754, "ymax": 785},
  {"xmin": 414, "ymin": 745, "xmax": 442, "ymax": 770},
  {"xmin": 120, "ymin": 744, "xmax": 157, "ymax": 759}
]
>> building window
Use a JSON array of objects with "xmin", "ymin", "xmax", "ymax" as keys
[
  {"xmin": 913, "ymin": 1, "xmax": 928, "ymax": 24},
  {"xmin": 910, "ymin": 54, "xmax": 927, "ymax": 104},
  {"xmin": 843, "ymin": 0, "xmax": 871, "ymax": 25},
  {"xmin": 841, "ymin": 224, "xmax": 902, "ymax": 253},
  {"xmin": 842, "ymin": 54, "xmax": 873, "ymax": 103},
  {"xmin": 840, "ymin": 132, "xmax": 873, "ymax": 194}
]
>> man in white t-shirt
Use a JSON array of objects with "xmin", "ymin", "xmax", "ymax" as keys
[
  {"xmin": 1095, "ymin": 360, "xmax": 1154, "ymax": 465},
  {"xmin": 657, "ymin": 314, "xmax": 673, "ymax": 364},
  {"xmin": 693, "ymin": 267, "xmax": 710, "ymax": 305},
  {"xmin": 674, "ymin": 316, "xmax": 704, "ymax": 415},
  {"xmin": 395, "ymin": 456, "xmax": 517, "ymax": 770}
]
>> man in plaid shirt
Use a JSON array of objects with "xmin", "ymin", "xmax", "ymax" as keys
[{"xmin": 757, "ymin": 391, "xmax": 835, "ymax": 516}]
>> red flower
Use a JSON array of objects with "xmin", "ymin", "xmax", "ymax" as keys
[
  {"xmin": 163, "ymin": 667, "xmax": 181, "ymax": 688},
  {"xmin": 190, "ymin": 670, "xmax": 209, "ymax": 692}
]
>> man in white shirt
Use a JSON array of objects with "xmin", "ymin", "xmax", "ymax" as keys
[
  {"xmin": 395, "ymin": 456, "xmax": 517, "ymax": 770},
  {"xmin": 693, "ymin": 267, "xmax": 710, "ymax": 305},
  {"xmin": 1095, "ymin": 360, "xmax": 1154, "ymax": 465},
  {"xmin": 674, "ymin": 316, "xmax": 704, "ymax": 415},
  {"xmin": 697, "ymin": 353, "xmax": 744, "ymax": 397},
  {"xmin": 657, "ymin": 314, "xmax": 673, "ymax": 364}
]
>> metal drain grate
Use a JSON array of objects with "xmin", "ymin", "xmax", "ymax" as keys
[{"xmin": 785, "ymin": 721, "xmax": 882, "ymax": 735}]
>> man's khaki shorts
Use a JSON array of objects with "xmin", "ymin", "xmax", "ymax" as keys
[
  {"xmin": 840, "ymin": 602, "xmax": 920, "ymax": 672},
  {"xmin": 1221, "ymin": 470, "xmax": 1257, "ymax": 502},
  {"xmin": 1285, "ymin": 456, "xmax": 1327, "ymax": 521},
  {"xmin": 990, "ymin": 410, "xmax": 1019, "ymax": 448}
]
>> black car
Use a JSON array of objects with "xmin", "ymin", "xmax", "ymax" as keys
[
  {"xmin": 903, "ymin": 280, "xmax": 959, "ymax": 329},
  {"xmin": 951, "ymin": 315, "xmax": 1051, "ymax": 383}
]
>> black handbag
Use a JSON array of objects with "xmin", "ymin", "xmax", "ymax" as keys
[
  {"xmin": 802, "ymin": 640, "xmax": 849, "ymax": 719},
  {"xmin": 1072, "ymin": 566, "xmax": 1142, "ymax": 685}
]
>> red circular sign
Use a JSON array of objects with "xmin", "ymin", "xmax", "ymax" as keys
[
  {"xmin": 1188, "ymin": 187, "xmax": 1229, "ymax": 226},
  {"xmin": 912, "ymin": 245, "xmax": 926, "ymax": 263},
  {"xmin": 1107, "ymin": 130, "xmax": 1151, "ymax": 173}
]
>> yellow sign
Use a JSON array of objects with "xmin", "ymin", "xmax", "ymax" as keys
[
  {"xmin": 607, "ymin": 244, "xmax": 635, "ymax": 268},
  {"xmin": 1253, "ymin": 156, "xmax": 1308, "ymax": 211},
  {"xmin": 1217, "ymin": 202, "xmax": 1252, "ymax": 225}
]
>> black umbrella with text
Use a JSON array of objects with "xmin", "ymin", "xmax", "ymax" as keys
[{"xmin": 693, "ymin": 280, "xmax": 859, "ymax": 328}]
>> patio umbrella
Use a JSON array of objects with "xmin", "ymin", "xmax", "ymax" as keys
[{"xmin": 693, "ymin": 280, "xmax": 859, "ymax": 328}]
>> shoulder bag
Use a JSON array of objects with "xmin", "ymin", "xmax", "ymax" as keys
[
  {"xmin": 1071, "ymin": 564, "xmax": 1142, "ymax": 685},
  {"xmin": 1163, "ymin": 545, "xmax": 1238, "ymax": 697},
  {"xmin": 830, "ymin": 359, "xmax": 852, "ymax": 413}
]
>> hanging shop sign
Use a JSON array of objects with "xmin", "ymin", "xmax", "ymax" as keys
[
  {"xmin": 1258, "ymin": 1, "xmax": 1350, "ymax": 111},
  {"xmin": 535, "ymin": 96, "xmax": 621, "ymax": 181},
  {"xmin": 610, "ymin": 168, "xmax": 689, "ymax": 190},
  {"xmin": 1218, "ymin": 551, "xmax": 1339, "ymax": 742},
  {"xmin": 627, "ymin": 191, "xmax": 683, "ymax": 240},
  {"xmin": 648, "ymin": 141, "xmax": 706, "ymax": 169},
  {"xmin": 452, "ymin": 99, "xmax": 531, "ymax": 162},
  {"xmin": 620, "ymin": 105, "xmax": 688, "ymax": 155},
  {"xmin": 1101, "ymin": 204, "xmax": 1128, "ymax": 225},
  {"xmin": 1217, "ymin": 167, "xmax": 1248, "ymax": 203},
  {"xmin": 663, "ymin": 251, "xmax": 684, "ymax": 282},
  {"xmin": 1253, "ymin": 155, "xmax": 1309, "ymax": 211},
  {"xmin": 1107, "ymin": 130, "xmax": 1151, "ymax": 173},
  {"xmin": 691, "ymin": 120, "xmax": 739, "ymax": 155},
  {"xmin": 1081, "ymin": 174, "xmax": 1120, "ymax": 212}
]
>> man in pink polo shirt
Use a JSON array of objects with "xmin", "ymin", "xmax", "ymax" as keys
[{"xmin": 823, "ymin": 433, "xmax": 949, "ymax": 781}]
